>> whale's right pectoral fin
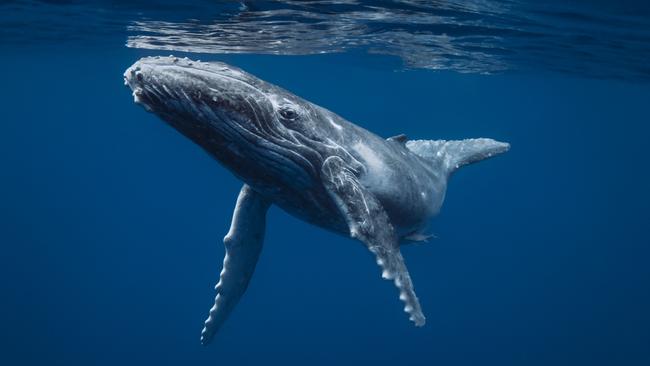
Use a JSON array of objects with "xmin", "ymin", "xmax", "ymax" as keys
[
  {"xmin": 321, "ymin": 156, "xmax": 425, "ymax": 326},
  {"xmin": 201, "ymin": 184, "xmax": 270, "ymax": 345}
]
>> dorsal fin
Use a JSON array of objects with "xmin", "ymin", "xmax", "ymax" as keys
[
  {"xmin": 387, "ymin": 133, "xmax": 408, "ymax": 144},
  {"xmin": 405, "ymin": 138, "xmax": 510, "ymax": 175}
]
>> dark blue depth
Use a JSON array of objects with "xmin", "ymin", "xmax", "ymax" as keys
[{"xmin": 1, "ymin": 1, "xmax": 649, "ymax": 365}]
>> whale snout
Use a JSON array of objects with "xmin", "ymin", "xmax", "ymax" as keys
[
  {"xmin": 124, "ymin": 56, "xmax": 266, "ymax": 114},
  {"xmin": 123, "ymin": 61, "xmax": 154, "ymax": 108},
  {"xmin": 123, "ymin": 56, "xmax": 281, "ymax": 151},
  {"xmin": 123, "ymin": 56, "xmax": 181, "ymax": 108}
]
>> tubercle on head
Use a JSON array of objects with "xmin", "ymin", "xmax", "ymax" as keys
[{"xmin": 134, "ymin": 55, "xmax": 213, "ymax": 70}]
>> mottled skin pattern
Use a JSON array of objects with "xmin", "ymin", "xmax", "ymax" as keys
[{"xmin": 124, "ymin": 56, "xmax": 509, "ymax": 344}]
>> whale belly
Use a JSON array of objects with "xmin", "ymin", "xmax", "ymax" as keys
[
  {"xmin": 253, "ymin": 181, "xmax": 350, "ymax": 236},
  {"xmin": 370, "ymin": 172, "xmax": 439, "ymax": 234},
  {"xmin": 354, "ymin": 145, "xmax": 442, "ymax": 234}
]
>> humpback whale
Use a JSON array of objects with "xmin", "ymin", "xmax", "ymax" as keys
[{"xmin": 123, "ymin": 56, "xmax": 509, "ymax": 344}]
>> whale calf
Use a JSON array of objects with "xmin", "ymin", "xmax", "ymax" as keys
[{"xmin": 124, "ymin": 56, "xmax": 509, "ymax": 344}]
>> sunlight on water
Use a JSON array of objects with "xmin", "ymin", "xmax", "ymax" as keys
[
  {"xmin": 2, "ymin": 0, "xmax": 649, "ymax": 79},
  {"xmin": 126, "ymin": 0, "xmax": 517, "ymax": 74}
]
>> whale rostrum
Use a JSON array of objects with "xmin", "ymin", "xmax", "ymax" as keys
[{"xmin": 123, "ymin": 56, "xmax": 510, "ymax": 344}]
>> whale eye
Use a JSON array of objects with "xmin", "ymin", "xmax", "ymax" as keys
[{"xmin": 279, "ymin": 106, "xmax": 298, "ymax": 120}]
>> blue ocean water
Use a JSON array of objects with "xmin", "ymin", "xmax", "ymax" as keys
[{"xmin": 1, "ymin": 1, "xmax": 649, "ymax": 365}]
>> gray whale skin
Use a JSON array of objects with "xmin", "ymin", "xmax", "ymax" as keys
[{"xmin": 124, "ymin": 56, "xmax": 509, "ymax": 344}]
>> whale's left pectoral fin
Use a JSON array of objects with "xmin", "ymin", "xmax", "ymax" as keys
[
  {"xmin": 201, "ymin": 185, "xmax": 270, "ymax": 345},
  {"xmin": 321, "ymin": 156, "xmax": 425, "ymax": 326}
]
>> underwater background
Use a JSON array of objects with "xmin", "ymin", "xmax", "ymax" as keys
[{"xmin": 1, "ymin": 1, "xmax": 649, "ymax": 365}]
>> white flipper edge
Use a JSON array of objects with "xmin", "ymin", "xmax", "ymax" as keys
[
  {"xmin": 201, "ymin": 185, "xmax": 270, "ymax": 345},
  {"xmin": 321, "ymin": 156, "xmax": 425, "ymax": 326}
]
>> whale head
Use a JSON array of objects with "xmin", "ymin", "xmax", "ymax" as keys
[
  {"xmin": 124, "ymin": 56, "xmax": 274, "ymax": 137},
  {"xmin": 124, "ymin": 56, "xmax": 323, "ymax": 186}
]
